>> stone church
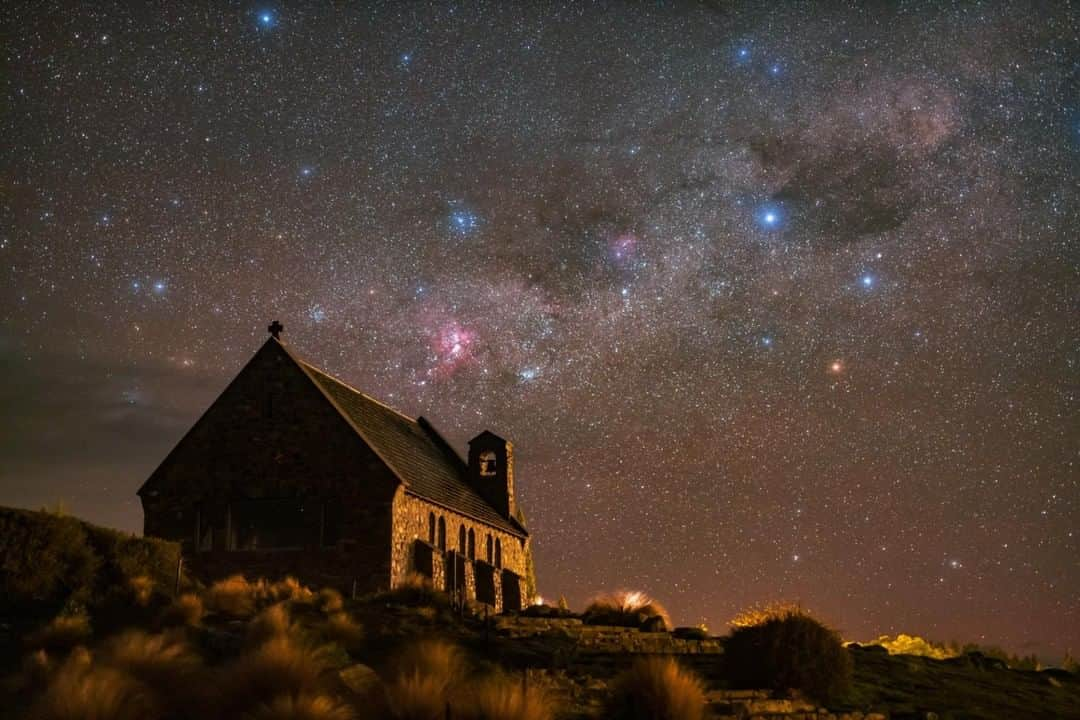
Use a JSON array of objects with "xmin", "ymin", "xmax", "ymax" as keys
[{"xmin": 139, "ymin": 323, "xmax": 531, "ymax": 612}]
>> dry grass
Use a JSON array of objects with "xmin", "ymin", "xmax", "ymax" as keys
[
  {"xmin": 161, "ymin": 592, "xmax": 204, "ymax": 627},
  {"xmin": 30, "ymin": 648, "xmax": 161, "ymax": 720},
  {"xmin": 457, "ymin": 674, "xmax": 555, "ymax": 720},
  {"xmin": 583, "ymin": 590, "xmax": 672, "ymax": 631},
  {"xmin": 25, "ymin": 613, "xmax": 92, "ymax": 652},
  {"xmin": 248, "ymin": 603, "xmax": 300, "ymax": 645},
  {"xmin": 318, "ymin": 587, "xmax": 345, "ymax": 614},
  {"xmin": 605, "ymin": 657, "xmax": 705, "ymax": 720},
  {"xmin": 100, "ymin": 629, "xmax": 203, "ymax": 690},
  {"xmin": 323, "ymin": 610, "xmax": 365, "ymax": 653},
  {"xmin": 215, "ymin": 633, "xmax": 330, "ymax": 717},
  {"xmin": 379, "ymin": 573, "xmax": 448, "ymax": 609},
  {"xmin": 728, "ymin": 600, "xmax": 804, "ymax": 629},
  {"xmin": 204, "ymin": 575, "xmax": 315, "ymax": 618},
  {"xmin": 244, "ymin": 693, "xmax": 355, "ymax": 720},
  {"xmin": 384, "ymin": 640, "xmax": 467, "ymax": 720}
]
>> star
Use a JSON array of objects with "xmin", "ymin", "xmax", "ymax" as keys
[{"xmin": 257, "ymin": 11, "xmax": 275, "ymax": 28}]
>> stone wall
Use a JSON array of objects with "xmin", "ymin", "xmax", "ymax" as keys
[{"xmin": 391, "ymin": 488, "xmax": 527, "ymax": 590}]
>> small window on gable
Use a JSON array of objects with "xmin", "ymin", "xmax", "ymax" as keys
[
  {"xmin": 486, "ymin": 535, "xmax": 493, "ymax": 564},
  {"xmin": 427, "ymin": 512, "xmax": 436, "ymax": 544},
  {"xmin": 468, "ymin": 529, "xmax": 476, "ymax": 560},
  {"xmin": 437, "ymin": 517, "xmax": 446, "ymax": 550},
  {"xmin": 495, "ymin": 538, "xmax": 503, "ymax": 568},
  {"xmin": 479, "ymin": 450, "xmax": 497, "ymax": 476},
  {"xmin": 458, "ymin": 525, "xmax": 466, "ymax": 554}
]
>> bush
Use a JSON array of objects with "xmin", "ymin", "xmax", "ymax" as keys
[
  {"xmin": 723, "ymin": 607, "xmax": 852, "ymax": 705},
  {"xmin": 583, "ymin": 590, "xmax": 671, "ymax": 631},
  {"xmin": 204, "ymin": 575, "xmax": 316, "ymax": 619},
  {"xmin": 215, "ymin": 634, "xmax": 331, "ymax": 718},
  {"xmin": 0, "ymin": 506, "xmax": 179, "ymax": 617},
  {"xmin": 384, "ymin": 640, "xmax": 466, "ymax": 720},
  {"xmin": 245, "ymin": 693, "xmax": 355, "ymax": 720},
  {"xmin": 457, "ymin": 673, "xmax": 554, "ymax": 720},
  {"xmin": 605, "ymin": 657, "xmax": 705, "ymax": 720}
]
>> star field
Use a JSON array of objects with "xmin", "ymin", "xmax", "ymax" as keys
[{"xmin": 2, "ymin": 2, "xmax": 1078, "ymax": 658}]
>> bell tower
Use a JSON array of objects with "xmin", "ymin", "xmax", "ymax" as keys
[{"xmin": 468, "ymin": 430, "xmax": 515, "ymax": 519}]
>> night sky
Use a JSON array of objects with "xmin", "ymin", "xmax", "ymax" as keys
[{"xmin": 3, "ymin": 2, "xmax": 1078, "ymax": 658}]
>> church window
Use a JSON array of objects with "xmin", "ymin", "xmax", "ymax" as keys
[
  {"xmin": 458, "ymin": 525, "xmax": 466, "ymax": 554},
  {"xmin": 427, "ymin": 512, "xmax": 436, "ymax": 544},
  {"xmin": 495, "ymin": 538, "xmax": 503, "ymax": 568},
  {"xmin": 468, "ymin": 529, "xmax": 476, "ymax": 560},
  {"xmin": 479, "ymin": 450, "xmax": 497, "ymax": 476},
  {"xmin": 231, "ymin": 498, "xmax": 310, "ymax": 550},
  {"xmin": 437, "ymin": 517, "xmax": 446, "ymax": 550},
  {"xmin": 486, "ymin": 535, "xmax": 493, "ymax": 564}
]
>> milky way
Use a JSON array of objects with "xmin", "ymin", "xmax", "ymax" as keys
[{"xmin": 3, "ymin": 2, "xmax": 1078, "ymax": 658}]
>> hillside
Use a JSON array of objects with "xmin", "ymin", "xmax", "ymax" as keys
[{"xmin": 1, "ymin": 506, "xmax": 1077, "ymax": 719}]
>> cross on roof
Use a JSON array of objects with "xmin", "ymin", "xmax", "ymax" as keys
[{"xmin": 268, "ymin": 320, "xmax": 284, "ymax": 339}]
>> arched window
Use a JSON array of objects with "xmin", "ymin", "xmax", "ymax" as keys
[
  {"xmin": 468, "ymin": 529, "xmax": 476, "ymax": 560},
  {"xmin": 495, "ymin": 538, "xmax": 503, "ymax": 568},
  {"xmin": 427, "ymin": 512, "xmax": 436, "ymax": 544},
  {"xmin": 458, "ymin": 525, "xmax": 466, "ymax": 554},
  {"xmin": 486, "ymin": 535, "xmax": 493, "ymax": 564},
  {"xmin": 479, "ymin": 450, "xmax": 497, "ymax": 476},
  {"xmin": 437, "ymin": 516, "xmax": 446, "ymax": 550}
]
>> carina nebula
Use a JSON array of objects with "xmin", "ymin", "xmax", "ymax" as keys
[{"xmin": 2, "ymin": 2, "xmax": 1077, "ymax": 658}]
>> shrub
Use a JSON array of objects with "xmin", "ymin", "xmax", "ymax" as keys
[
  {"xmin": 205, "ymin": 575, "xmax": 260, "ymax": 617},
  {"xmin": 0, "ymin": 506, "xmax": 180, "ymax": 618},
  {"xmin": 30, "ymin": 649, "xmax": 160, "ymax": 720},
  {"xmin": 724, "ymin": 607, "xmax": 852, "ymax": 705},
  {"xmin": 0, "ymin": 508, "xmax": 99, "ymax": 615},
  {"xmin": 457, "ymin": 673, "xmax": 555, "ymax": 720},
  {"xmin": 318, "ymin": 587, "xmax": 345, "ymax": 614},
  {"xmin": 728, "ymin": 600, "xmax": 803, "ymax": 629},
  {"xmin": 605, "ymin": 657, "xmax": 704, "ymax": 720},
  {"xmin": 384, "ymin": 640, "xmax": 466, "ymax": 720},
  {"xmin": 583, "ymin": 590, "xmax": 671, "ymax": 631},
  {"xmin": 248, "ymin": 603, "xmax": 300, "ymax": 645},
  {"xmin": 245, "ymin": 693, "xmax": 355, "ymax": 720}
]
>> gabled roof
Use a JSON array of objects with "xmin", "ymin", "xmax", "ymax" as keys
[{"xmin": 279, "ymin": 342, "xmax": 526, "ymax": 537}]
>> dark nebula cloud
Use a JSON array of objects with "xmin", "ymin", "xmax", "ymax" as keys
[{"xmin": 2, "ymin": 1, "xmax": 1077, "ymax": 658}]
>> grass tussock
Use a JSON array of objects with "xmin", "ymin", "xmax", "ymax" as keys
[
  {"xmin": 384, "ymin": 640, "xmax": 467, "ymax": 720},
  {"xmin": 724, "ymin": 605, "xmax": 852, "ymax": 705},
  {"xmin": 583, "ymin": 590, "xmax": 671, "ymax": 631},
  {"xmin": 127, "ymin": 575, "xmax": 156, "ymax": 607},
  {"xmin": 605, "ymin": 657, "xmax": 705, "ymax": 720},
  {"xmin": 458, "ymin": 673, "xmax": 555, "ymax": 720},
  {"xmin": 100, "ymin": 629, "xmax": 202, "ymax": 689},
  {"xmin": 30, "ymin": 648, "xmax": 161, "ymax": 720},
  {"xmin": 245, "ymin": 693, "xmax": 355, "ymax": 720},
  {"xmin": 248, "ymin": 603, "xmax": 300, "ymax": 645},
  {"xmin": 204, "ymin": 575, "xmax": 315, "ymax": 618},
  {"xmin": 318, "ymin": 587, "xmax": 345, "ymax": 614},
  {"xmin": 25, "ymin": 613, "xmax": 91, "ymax": 652},
  {"xmin": 214, "ymin": 634, "xmax": 330, "ymax": 718},
  {"xmin": 380, "ymin": 573, "xmax": 449, "ymax": 609},
  {"xmin": 323, "ymin": 610, "xmax": 365, "ymax": 653},
  {"xmin": 728, "ymin": 600, "xmax": 804, "ymax": 629}
]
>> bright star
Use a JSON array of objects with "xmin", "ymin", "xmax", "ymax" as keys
[
  {"xmin": 518, "ymin": 367, "xmax": 540, "ymax": 382},
  {"xmin": 761, "ymin": 336, "xmax": 773, "ymax": 347},
  {"xmin": 152, "ymin": 281, "xmax": 166, "ymax": 294},
  {"xmin": 770, "ymin": 64, "xmax": 781, "ymax": 75},
  {"xmin": 757, "ymin": 206, "xmax": 782, "ymax": 229},
  {"xmin": 449, "ymin": 208, "xmax": 479, "ymax": 234},
  {"xmin": 257, "ymin": 11, "xmax": 274, "ymax": 28},
  {"xmin": 861, "ymin": 274, "xmax": 875, "ymax": 288}
]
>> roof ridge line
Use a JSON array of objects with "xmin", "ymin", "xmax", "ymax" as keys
[{"xmin": 298, "ymin": 359, "xmax": 419, "ymax": 425}]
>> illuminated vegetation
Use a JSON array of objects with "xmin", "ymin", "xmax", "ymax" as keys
[
  {"xmin": 583, "ymin": 590, "xmax": 672, "ymax": 631},
  {"xmin": 605, "ymin": 657, "xmax": 705, "ymax": 720}
]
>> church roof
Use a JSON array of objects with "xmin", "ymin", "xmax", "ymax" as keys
[{"xmin": 284, "ymin": 344, "xmax": 526, "ymax": 537}]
